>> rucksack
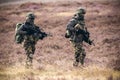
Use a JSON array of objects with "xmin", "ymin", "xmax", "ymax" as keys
[{"xmin": 15, "ymin": 23, "xmax": 24, "ymax": 44}]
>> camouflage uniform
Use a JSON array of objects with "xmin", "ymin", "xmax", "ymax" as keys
[
  {"xmin": 17, "ymin": 13, "xmax": 45, "ymax": 67},
  {"xmin": 23, "ymin": 34, "xmax": 37, "ymax": 66},
  {"xmin": 65, "ymin": 8, "xmax": 92, "ymax": 66}
]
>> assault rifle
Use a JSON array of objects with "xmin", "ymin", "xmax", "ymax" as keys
[
  {"xmin": 25, "ymin": 26, "xmax": 52, "ymax": 39},
  {"xmin": 38, "ymin": 32, "xmax": 52, "ymax": 40},
  {"xmin": 84, "ymin": 27, "xmax": 95, "ymax": 46},
  {"xmin": 72, "ymin": 26, "xmax": 95, "ymax": 46}
]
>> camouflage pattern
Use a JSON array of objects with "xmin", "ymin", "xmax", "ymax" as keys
[
  {"xmin": 66, "ymin": 8, "xmax": 89, "ymax": 66},
  {"xmin": 23, "ymin": 35, "xmax": 36, "ymax": 66},
  {"xmin": 66, "ymin": 11, "xmax": 86, "ymax": 41},
  {"xmin": 70, "ymin": 31, "xmax": 86, "ymax": 66},
  {"xmin": 71, "ymin": 42, "xmax": 86, "ymax": 66},
  {"xmin": 19, "ymin": 22, "xmax": 40, "ymax": 67},
  {"xmin": 17, "ymin": 13, "xmax": 45, "ymax": 67}
]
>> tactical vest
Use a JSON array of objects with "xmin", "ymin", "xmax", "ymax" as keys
[{"xmin": 23, "ymin": 23, "xmax": 40, "ymax": 43}]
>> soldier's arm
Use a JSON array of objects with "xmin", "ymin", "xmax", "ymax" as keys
[
  {"xmin": 17, "ymin": 24, "xmax": 27, "ymax": 35},
  {"xmin": 83, "ymin": 36, "xmax": 95, "ymax": 46},
  {"xmin": 83, "ymin": 37, "xmax": 91, "ymax": 45},
  {"xmin": 66, "ymin": 19, "xmax": 77, "ymax": 31},
  {"xmin": 35, "ymin": 26, "xmax": 45, "ymax": 35},
  {"xmin": 65, "ymin": 19, "xmax": 77, "ymax": 38},
  {"xmin": 35, "ymin": 26, "xmax": 48, "ymax": 39}
]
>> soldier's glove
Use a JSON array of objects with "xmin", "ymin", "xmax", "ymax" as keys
[
  {"xmin": 39, "ymin": 32, "xmax": 47, "ymax": 40},
  {"xmin": 88, "ymin": 40, "xmax": 95, "ymax": 46},
  {"xmin": 65, "ymin": 33, "xmax": 70, "ymax": 38},
  {"xmin": 88, "ymin": 40, "xmax": 92, "ymax": 45},
  {"xmin": 65, "ymin": 30, "xmax": 71, "ymax": 38}
]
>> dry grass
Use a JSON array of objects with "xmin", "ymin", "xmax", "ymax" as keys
[{"xmin": 0, "ymin": 65, "xmax": 120, "ymax": 80}]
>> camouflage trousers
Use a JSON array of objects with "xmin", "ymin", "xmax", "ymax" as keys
[
  {"xmin": 71, "ymin": 41, "xmax": 86, "ymax": 66},
  {"xmin": 24, "ymin": 41, "xmax": 35, "ymax": 66}
]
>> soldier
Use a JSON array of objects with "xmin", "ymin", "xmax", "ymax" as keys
[
  {"xmin": 16, "ymin": 12, "xmax": 48, "ymax": 67},
  {"xmin": 65, "ymin": 8, "xmax": 94, "ymax": 66}
]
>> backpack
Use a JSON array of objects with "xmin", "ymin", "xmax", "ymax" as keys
[{"xmin": 15, "ymin": 23, "xmax": 24, "ymax": 44}]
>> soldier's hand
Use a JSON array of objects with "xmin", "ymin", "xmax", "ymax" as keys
[
  {"xmin": 89, "ymin": 40, "xmax": 95, "ymax": 46},
  {"xmin": 65, "ymin": 33, "xmax": 70, "ymax": 38}
]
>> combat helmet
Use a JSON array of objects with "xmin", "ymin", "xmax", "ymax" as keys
[
  {"xmin": 26, "ymin": 12, "xmax": 35, "ymax": 19},
  {"xmin": 76, "ymin": 8, "xmax": 86, "ymax": 14}
]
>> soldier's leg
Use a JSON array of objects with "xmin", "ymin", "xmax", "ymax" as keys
[
  {"xmin": 73, "ymin": 43, "xmax": 85, "ymax": 66},
  {"xmin": 73, "ymin": 51, "xmax": 80, "ymax": 66},
  {"xmin": 25, "ymin": 47, "xmax": 33, "ymax": 66},
  {"xmin": 80, "ymin": 48, "xmax": 86, "ymax": 65},
  {"xmin": 72, "ymin": 42, "xmax": 81, "ymax": 66},
  {"xmin": 24, "ymin": 43, "xmax": 35, "ymax": 66},
  {"xmin": 27, "ymin": 44, "xmax": 35, "ymax": 64},
  {"xmin": 75, "ymin": 52, "xmax": 80, "ymax": 62}
]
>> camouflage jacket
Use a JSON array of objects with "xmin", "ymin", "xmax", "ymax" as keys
[
  {"xmin": 17, "ymin": 22, "xmax": 45, "ymax": 43},
  {"xmin": 66, "ymin": 17, "xmax": 85, "ymax": 42},
  {"xmin": 66, "ymin": 17, "xmax": 85, "ymax": 31},
  {"xmin": 66, "ymin": 16, "xmax": 92, "ymax": 44}
]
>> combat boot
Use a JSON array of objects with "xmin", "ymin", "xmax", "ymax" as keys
[
  {"xmin": 25, "ymin": 54, "xmax": 33, "ymax": 68},
  {"xmin": 73, "ymin": 61, "xmax": 79, "ymax": 67},
  {"xmin": 26, "ymin": 59, "xmax": 33, "ymax": 69}
]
